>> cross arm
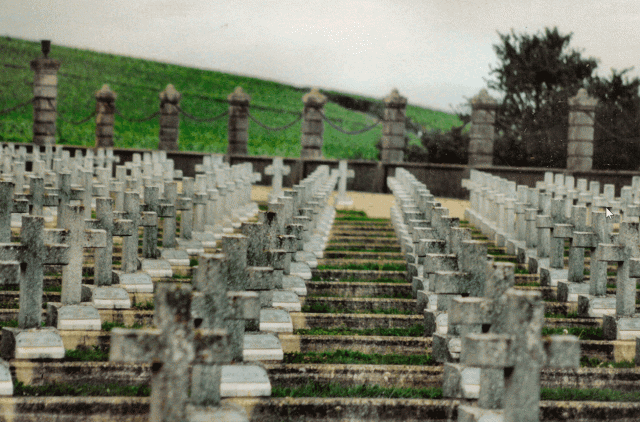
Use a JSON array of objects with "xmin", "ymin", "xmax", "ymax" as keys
[
  {"xmin": 227, "ymin": 291, "xmax": 260, "ymax": 320},
  {"xmin": 140, "ymin": 212, "xmax": 158, "ymax": 227},
  {"xmin": 460, "ymin": 333, "xmax": 515, "ymax": 368},
  {"xmin": 175, "ymin": 197, "xmax": 192, "ymax": 211},
  {"xmin": 44, "ymin": 243, "xmax": 70, "ymax": 265},
  {"xmin": 0, "ymin": 261, "xmax": 19, "ymax": 285},
  {"xmin": 193, "ymin": 328, "xmax": 231, "ymax": 364},
  {"xmin": 70, "ymin": 187, "xmax": 84, "ymax": 201},
  {"xmin": 109, "ymin": 328, "xmax": 163, "ymax": 363},
  {"xmin": 572, "ymin": 231, "xmax": 596, "ymax": 248},
  {"xmin": 158, "ymin": 203, "xmax": 175, "ymax": 218},
  {"xmin": 596, "ymin": 243, "xmax": 625, "ymax": 263},
  {"xmin": 84, "ymin": 229, "xmax": 107, "ymax": 249},
  {"xmin": 13, "ymin": 199, "xmax": 28, "ymax": 214},
  {"xmin": 543, "ymin": 335, "xmax": 580, "ymax": 368},
  {"xmin": 114, "ymin": 219, "xmax": 135, "ymax": 237},
  {"xmin": 553, "ymin": 224, "xmax": 574, "ymax": 238}
]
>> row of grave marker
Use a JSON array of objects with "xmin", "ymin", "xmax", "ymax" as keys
[{"xmin": 388, "ymin": 167, "xmax": 580, "ymax": 422}]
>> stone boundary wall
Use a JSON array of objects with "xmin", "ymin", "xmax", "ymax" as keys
[{"xmin": 5, "ymin": 143, "xmax": 640, "ymax": 199}]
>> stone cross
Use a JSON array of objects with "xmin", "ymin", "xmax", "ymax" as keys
[
  {"xmin": 458, "ymin": 289, "xmax": 580, "ymax": 422},
  {"xmin": 597, "ymin": 221, "xmax": 640, "ymax": 339},
  {"xmin": 141, "ymin": 186, "xmax": 175, "ymax": 259},
  {"xmin": 85, "ymin": 197, "xmax": 135, "ymax": 286},
  {"xmin": 191, "ymin": 254, "xmax": 260, "ymax": 361},
  {"xmin": 334, "ymin": 160, "xmax": 355, "ymax": 206},
  {"xmin": 265, "ymin": 157, "xmax": 290, "ymax": 201},
  {"xmin": 48, "ymin": 204, "xmax": 106, "ymax": 305},
  {"xmin": 0, "ymin": 181, "xmax": 28, "ymax": 243},
  {"xmin": 0, "ymin": 215, "xmax": 69, "ymax": 328},
  {"xmin": 110, "ymin": 283, "xmax": 237, "ymax": 422}
]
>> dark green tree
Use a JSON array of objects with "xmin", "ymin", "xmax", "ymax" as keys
[
  {"xmin": 488, "ymin": 27, "xmax": 598, "ymax": 167},
  {"xmin": 589, "ymin": 68, "xmax": 640, "ymax": 170}
]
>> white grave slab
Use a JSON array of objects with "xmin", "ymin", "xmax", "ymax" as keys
[
  {"xmin": 113, "ymin": 272, "xmax": 154, "ymax": 293},
  {"xmin": 272, "ymin": 290, "xmax": 301, "ymax": 312},
  {"xmin": 289, "ymin": 262, "xmax": 312, "ymax": 280},
  {"xmin": 3, "ymin": 328, "xmax": 65, "ymax": 359},
  {"xmin": 259, "ymin": 309, "xmax": 293, "ymax": 333},
  {"xmin": 52, "ymin": 304, "xmax": 102, "ymax": 330},
  {"xmin": 90, "ymin": 287, "xmax": 132, "ymax": 309},
  {"xmin": 243, "ymin": 333, "xmax": 283, "ymax": 361},
  {"xmin": 140, "ymin": 259, "xmax": 173, "ymax": 278},
  {"xmin": 161, "ymin": 249, "xmax": 191, "ymax": 267},
  {"xmin": 282, "ymin": 275, "xmax": 307, "ymax": 296},
  {"xmin": 220, "ymin": 364, "xmax": 271, "ymax": 397}
]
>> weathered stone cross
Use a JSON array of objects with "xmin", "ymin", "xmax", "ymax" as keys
[{"xmin": 265, "ymin": 157, "xmax": 290, "ymax": 201}]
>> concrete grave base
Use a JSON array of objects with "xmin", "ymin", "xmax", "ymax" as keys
[
  {"xmin": 191, "ymin": 232, "xmax": 217, "ymax": 249},
  {"xmin": 175, "ymin": 239, "xmax": 205, "ymax": 255},
  {"xmin": 294, "ymin": 251, "xmax": 318, "ymax": 268},
  {"xmin": 416, "ymin": 290, "xmax": 429, "ymax": 313},
  {"xmin": 140, "ymin": 259, "xmax": 173, "ymax": 278},
  {"xmin": 557, "ymin": 281, "xmax": 590, "ymax": 303},
  {"xmin": 603, "ymin": 315, "xmax": 640, "ymax": 340},
  {"xmin": 424, "ymin": 310, "xmax": 448, "ymax": 336},
  {"xmin": 0, "ymin": 361, "xmax": 12, "ymax": 395},
  {"xmin": 112, "ymin": 272, "xmax": 154, "ymax": 293},
  {"xmin": 432, "ymin": 333, "xmax": 461, "ymax": 362},
  {"xmin": 186, "ymin": 403, "xmax": 248, "ymax": 422},
  {"xmin": 272, "ymin": 290, "xmax": 301, "ymax": 312},
  {"xmin": 259, "ymin": 309, "xmax": 293, "ymax": 333},
  {"xmin": 539, "ymin": 266, "xmax": 567, "ymax": 287},
  {"xmin": 443, "ymin": 363, "xmax": 480, "ymax": 399},
  {"xmin": 289, "ymin": 262, "xmax": 312, "ymax": 280},
  {"xmin": 82, "ymin": 285, "xmax": 132, "ymax": 309},
  {"xmin": 0, "ymin": 327, "xmax": 65, "ymax": 359},
  {"xmin": 578, "ymin": 294, "xmax": 616, "ymax": 318},
  {"xmin": 160, "ymin": 248, "xmax": 190, "ymax": 266},
  {"xmin": 221, "ymin": 364, "xmax": 271, "ymax": 397},
  {"xmin": 46, "ymin": 303, "xmax": 102, "ymax": 330},
  {"xmin": 458, "ymin": 405, "xmax": 503, "ymax": 422},
  {"xmin": 282, "ymin": 275, "xmax": 307, "ymax": 296},
  {"xmin": 243, "ymin": 333, "xmax": 283, "ymax": 361}
]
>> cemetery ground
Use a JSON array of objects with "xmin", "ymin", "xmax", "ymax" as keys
[{"xmin": 2, "ymin": 186, "xmax": 640, "ymax": 421}]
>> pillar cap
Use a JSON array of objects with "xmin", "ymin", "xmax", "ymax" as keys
[
  {"xmin": 302, "ymin": 87, "xmax": 327, "ymax": 106},
  {"xmin": 227, "ymin": 86, "xmax": 251, "ymax": 104},
  {"xmin": 383, "ymin": 88, "xmax": 407, "ymax": 107},
  {"xmin": 470, "ymin": 89, "xmax": 498, "ymax": 109},
  {"xmin": 95, "ymin": 84, "xmax": 117, "ymax": 101},
  {"xmin": 569, "ymin": 88, "xmax": 598, "ymax": 110},
  {"xmin": 160, "ymin": 84, "xmax": 181, "ymax": 103}
]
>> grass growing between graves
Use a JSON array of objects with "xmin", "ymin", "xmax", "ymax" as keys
[
  {"xmin": 545, "ymin": 311, "xmax": 579, "ymax": 319},
  {"xmin": 272, "ymin": 380, "xmax": 443, "ymax": 399},
  {"xmin": 283, "ymin": 350, "xmax": 436, "ymax": 365},
  {"xmin": 514, "ymin": 267, "xmax": 529, "ymax": 275},
  {"xmin": 13, "ymin": 381, "xmax": 151, "ymax": 397},
  {"xmin": 295, "ymin": 324, "xmax": 424, "ymax": 337},
  {"xmin": 542, "ymin": 327, "xmax": 604, "ymax": 340},
  {"xmin": 540, "ymin": 387, "xmax": 640, "ymax": 401},
  {"xmin": 316, "ymin": 263, "xmax": 407, "ymax": 271},
  {"xmin": 334, "ymin": 217, "xmax": 389, "ymax": 223},
  {"xmin": 132, "ymin": 301, "xmax": 154, "ymax": 311},
  {"xmin": 307, "ymin": 292, "xmax": 413, "ymax": 299},
  {"xmin": 301, "ymin": 303, "xmax": 413, "ymax": 315},
  {"xmin": 101, "ymin": 321, "xmax": 144, "ymax": 331},
  {"xmin": 0, "ymin": 37, "xmax": 459, "ymax": 157},
  {"xmin": 310, "ymin": 275, "xmax": 408, "ymax": 284},
  {"xmin": 65, "ymin": 345, "xmax": 109, "ymax": 362},
  {"xmin": 580, "ymin": 356, "xmax": 635, "ymax": 368},
  {"xmin": 324, "ymin": 247, "xmax": 401, "ymax": 253}
]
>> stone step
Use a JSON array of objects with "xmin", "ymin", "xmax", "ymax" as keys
[
  {"xmin": 330, "ymin": 230, "xmax": 397, "ymax": 238},
  {"xmin": 329, "ymin": 236, "xmax": 400, "ymax": 245},
  {"xmin": 325, "ymin": 243, "xmax": 401, "ymax": 252},
  {"xmin": 307, "ymin": 281, "xmax": 412, "ymax": 298},
  {"xmin": 321, "ymin": 251, "xmax": 404, "ymax": 260},
  {"xmin": 301, "ymin": 297, "xmax": 414, "ymax": 313},
  {"xmin": 317, "ymin": 259, "xmax": 406, "ymax": 268},
  {"xmin": 1, "ymin": 396, "xmax": 639, "ymax": 422},
  {"xmin": 331, "ymin": 223, "xmax": 393, "ymax": 231},
  {"xmin": 312, "ymin": 269, "xmax": 407, "ymax": 281}
]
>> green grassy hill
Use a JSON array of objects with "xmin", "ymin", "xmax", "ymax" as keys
[{"xmin": 0, "ymin": 37, "xmax": 462, "ymax": 159}]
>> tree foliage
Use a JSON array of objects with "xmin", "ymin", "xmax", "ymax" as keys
[{"xmin": 488, "ymin": 27, "xmax": 598, "ymax": 168}]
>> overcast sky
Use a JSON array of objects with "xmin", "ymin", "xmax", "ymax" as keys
[{"xmin": 2, "ymin": 0, "xmax": 640, "ymax": 113}]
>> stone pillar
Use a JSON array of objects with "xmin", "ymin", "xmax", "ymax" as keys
[
  {"xmin": 158, "ymin": 84, "xmax": 181, "ymax": 151},
  {"xmin": 227, "ymin": 87, "xmax": 250, "ymax": 155},
  {"xmin": 95, "ymin": 84, "xmax": 117, "ymax": 148},
  {"xmin": 31, "ymin": 40, "xmax": 61, "ymax": 147},
  {"xmin": 567, "ymin": 88, "xmax": 597, "ymax": 172},
  {"xmin": 381, "ymin": 88, "xmax": 407, "ymax": 163},
  {"xmin": 468, "ymin": 89, "xmax": 498, "ymax": 166},
  {"xmin": 301, "ymin": 88, "xmax": 327, "ymax": 159}
]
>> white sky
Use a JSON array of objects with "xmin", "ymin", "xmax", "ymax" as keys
[{"xmin": 2, "ymin": 0, "xmax": 639, "ymax": 113}]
